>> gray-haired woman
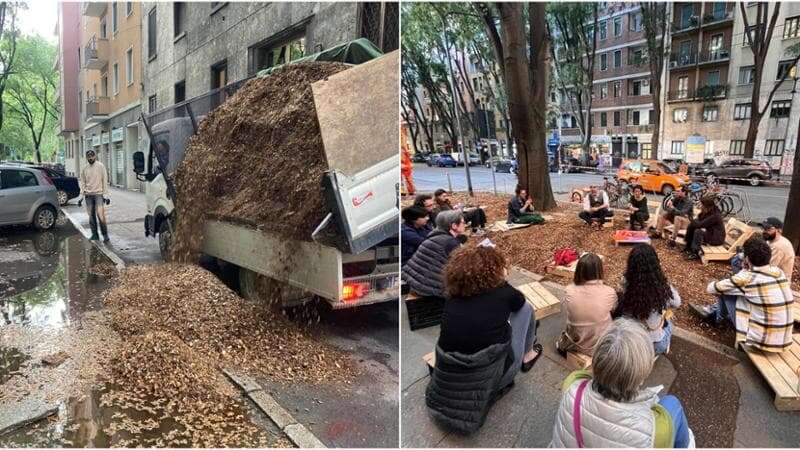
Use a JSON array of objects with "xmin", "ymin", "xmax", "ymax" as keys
[{"xmin": 550, "ymin": 318, "xmax": 694, "ymax": 448}]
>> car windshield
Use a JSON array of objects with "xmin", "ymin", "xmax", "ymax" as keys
[{"xmin": 658, "ymin": 163, "xmax": 676, "ymax": 174}]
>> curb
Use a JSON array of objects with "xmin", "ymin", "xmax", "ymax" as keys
[
  {"xmin": 222, "ymin": 369, "xmax": 326, "ymax": 448},
  {"xmin": 673, "ymin": 325, "xmax": 741, "ymax": 362},
  {"xmin": 61, "ymin": 208, "xmax": 126, "ymax": 270}
]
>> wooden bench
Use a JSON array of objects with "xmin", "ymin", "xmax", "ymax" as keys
[
  {"xmin": 566, "ymin": 352, "xmax": 592, "ymax": 370},
  {"xmin": 794, "ymin": 291, "xmax": 800, "ymax": 324},
  {"xmin": 700, "ymin": 218, "xmax": 755, "ymax": 265},
  {"xmin": 547, "ymin": 253, "xmax": 605, "ymax": 280},
  {"xmin": 508, "ymin": 266, "xmax": 561, "ymax": 319},
  {"xmin": 743, "ymin": 333, "xmax": 800, "ymax": 411}
]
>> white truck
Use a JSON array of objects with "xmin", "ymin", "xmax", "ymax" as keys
[{"xmin": 132, "ymin": 43, "xmax": 399, "ymax": 309}]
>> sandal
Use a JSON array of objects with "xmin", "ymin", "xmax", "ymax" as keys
[{"xmin": 521, "ymin": 343, "xmax": 543, "ymax": 372}]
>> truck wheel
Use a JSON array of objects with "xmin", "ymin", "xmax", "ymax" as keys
[
  {"xmin": 33, "ymin": 205, "xmax": 56, "ymax": 230},
  {"xmin": 158, "ymin": 220, "xmax": 172, "ymax": 260},
  {"xmin": 748, "ymin": 175, "xmax": 761, "ymax": 186}
]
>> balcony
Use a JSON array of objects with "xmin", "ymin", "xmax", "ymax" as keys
[
  {"xmin": 82, "ymin": 2, "xmax": 107, "ymax": 17},
  {"xmin": 84, "ymin": 36, "xmax": 108, "ymax": 70},
  {"xmin": 669, "ymin": 51, "xmax": 697, "ymax": 69},
  {"xmin": 671, "ymin": 16, "xmax": 699, "ymax": 35},
  {"xmin": 628, "ymin": 124, "xmax": 654, "ymax": 134},
  {"xmin": 701, "ymin": 9, "xmax": 734, "ymax": 29},
  {"xmin": 85, "ymin": 97, "xmax": 110, "ymax": 123},
  {"xmin": 667, "ymin": 84, "xmax": 727, "ymax": 102},
  {"xmin": 698, "ymin": 48, "xmax": 730, "ymax": 65}
]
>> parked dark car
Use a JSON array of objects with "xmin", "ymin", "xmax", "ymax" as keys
[
  {"xmin": 494, "ymin": 159, "xmax": 517, "ymax": 174},
  {"xmin": 562, "ymin": 157, "xmax": 582, "ymax": 173},
  {"xmin": 31, "ymin": 166, "xmax": 80, "ymax": 205},
  {"xmin": 699, "ymin": 158, "xmax": 772, "ymax": 186},
  {"xmin": 411, "ymin": 152, "xmax": 428, "ymax": 163},
  {"xmin": 431, "ymin": 154, "xmax": 458, "ymax": 168}
]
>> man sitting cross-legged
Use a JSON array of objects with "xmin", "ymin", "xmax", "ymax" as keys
[
  {"xmin": 578, "ymin": 185, "xmax": 613, "ymax": 230},
  {"xmin": 507, "ymin": 186, "xmax": 545, "ymax": 225}
]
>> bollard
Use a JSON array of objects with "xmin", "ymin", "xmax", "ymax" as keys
[{"xmin": 447, "ymin": 172, "xmax": 453, "ymax": 192}]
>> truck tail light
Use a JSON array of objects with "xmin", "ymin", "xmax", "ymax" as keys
[{"xmin": 342, "ymin": 282, "xmax": 370, "ymax": 302}]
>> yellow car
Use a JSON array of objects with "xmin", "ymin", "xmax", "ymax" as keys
[{"xmin": 617, "ymin": 159, "xmax": 691, "ymax": 195}]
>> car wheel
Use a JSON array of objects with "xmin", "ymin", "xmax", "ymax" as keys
[
  {"xmin": 661, "ymin": 184, "xmax": 675, "ymax": 196},
  {"xmin": 34, "ymin": 231, "xmax": 58, "ymax": 256},
  {"xmin": 57, "ymin": 190, "xmax": 69, "ymax": 205},
  {"xmin": 33, "ymin": 205, "xmax": 57, "ymax": 230},
  {"xmin": 748, "ymin": 175, "xmax": 761, "ymax": 186},
  {"xmin": 158, "ymin": 219, "xmax": 172, "ymax": 261}
]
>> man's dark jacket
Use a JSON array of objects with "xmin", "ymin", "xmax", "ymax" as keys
[
  {"xmin": 401, "ymin": 222, "xmax": 430, "ymax": 266},
  {"xmin": 402, "ymin": 230, "xmax": 460, "ymax": 297}
]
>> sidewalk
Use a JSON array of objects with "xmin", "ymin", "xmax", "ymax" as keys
[
  {"xmin": 401, "ymin": 280, "xmax": 800, "ymax": 447},
  {"xmin": 62, "ymin": 187, "xmax": 161, "ymax": 265}
]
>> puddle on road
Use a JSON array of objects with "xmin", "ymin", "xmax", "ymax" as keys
[
  {"xmin": 0, "ymin": 226, "xmax": 113, "ymax": 328},
  {"xmin": 0, "ymin": 347, "xmax": 30, "ymax": 385}
]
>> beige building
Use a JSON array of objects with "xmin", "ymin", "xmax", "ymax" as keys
[{"xmin": 78, "ymin": 1, "xmax": 143, "ymax": 190}]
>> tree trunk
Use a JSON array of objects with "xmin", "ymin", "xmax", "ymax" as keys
[
  {"xmin": 528, "ymin": 4, "xmax": 556, "ymax": 210},
  {"xmin": 651, "ymin": 78, "xmax": 661, "ymax": 156},
  {"xmin": 784, "ymin": 127, "xmax": 800, "ymax": 251},
  {"xmin": 744, "ymin": 110, "xmax": 762, "ymax": 158}
]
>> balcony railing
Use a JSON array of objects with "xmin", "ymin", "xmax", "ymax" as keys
[
  {"xmin": 702, "ymin": 9, "xmax": 734, "ymax": 27},
  {"xmin": 671, "ymin": 16, "xmax": 699, "ymax": 33},
  {"xmin": 668, "ymin": 89, "xmax": 695, "ymax": 101},
  {"xmin": 84, "ymin": 36, "xmax": 108, "ymax": 70},
  {"xmin": 698, "ymin": 48, "xmax": 730, "ymax": 64},
  {"xmin": 85, "ymin": 97, "xmax": 110, "ymax": 122},
  {"xmin": 669, "ymin": 51, "xmax": 697, "ymax": 69},
  {"xmin": 82, "ymin": 2, "xmax": 107, "ymax": 17},
  {"xmin": 667, "ymin": 84, "xmax": 727, "ymax": 102},
  {"xmin": 628, "ymin": 124, "xmax": 654, "ymax": 133}
]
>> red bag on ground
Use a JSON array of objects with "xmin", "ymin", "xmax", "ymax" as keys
[{"xmin": 553, "ymin": 247, "xmax": 579, "ymax": 267}]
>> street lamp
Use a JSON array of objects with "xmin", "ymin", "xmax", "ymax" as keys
[{"xmin": 439, "ymin": 12, "xmax": 474, "ymax": 197}]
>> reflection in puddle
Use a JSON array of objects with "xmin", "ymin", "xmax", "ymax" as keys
[{"xmin": 0, "ymin": 347, "xmax": 30, "ymax": 385}]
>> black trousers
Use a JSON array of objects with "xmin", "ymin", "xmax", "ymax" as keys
[
  {"xmin": 464, "ymin": 208, "xmax": 487, "ymax": 229},
  {"xmin": 685, "ymin": 224, "xmax": 706, "ymax": 254},
  {"xmin": 629, "ymin": 211, "xmax": 650, "ymax": 230},
  {"xmin": 579, "ymin": 208, "xmax": 613, "ymax": 225}
]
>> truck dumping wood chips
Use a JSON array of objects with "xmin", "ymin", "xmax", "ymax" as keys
[{"xmin": 171, "ymin": 62, "xmax": 350, "ymax": 262}]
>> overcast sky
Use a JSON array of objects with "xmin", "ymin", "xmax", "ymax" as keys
[{"xmin": 18, "ymin": 0, "xmax": 59, "ymax": 43}]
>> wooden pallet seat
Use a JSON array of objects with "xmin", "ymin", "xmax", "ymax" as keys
[
  {"xmin": 700, "ymin": 218, "xmax": 755, "ymax": 265},
  {"xmin": 743, "ymin": 333, "xmax": 800, "ymax": 411}
]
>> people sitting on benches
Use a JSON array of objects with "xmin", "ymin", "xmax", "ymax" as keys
[
  {"xmin": 761, "ymin": 217, "xmax": 795, "ymax": 280},
  {"xmin": 402, "ymin": 210, "xmax": 466, "ymax": 300},
  {"xmin": 626, "ymin": 185, "xmax": 649, "ymax": 230},
  {"xmin": 433, "ymin": 188, "xmax": 488, "ymax": 235},
  {"xmin": 507, "ymin": 186, "xmax": 545, "ymax": 225},
  {"xmin": 690, "ymin": 236, "xmax": 794, "ymax": 353},
  {"xmin": 401, "ymin": 206, "xmax": 431, "ymax": 266},
  {"xmin": 616, "ymin": 244, "xmax": 681, "ymax": 355},
  {"xmin": 578, "ymin": 185, "xmax": 613, "ymax": 230},
  {"xmin": 550, "ymin": 318, "xmax": 695, "ymax": 448},
  {"xmin": 426, "ymin": 242, "xmax": 541, "ymax": 434},
  {"xmin": 413, "ymin": 193, "xmax": 436, "ymax": 231},
  {"xmin": 556, "ymin": 253, "xmax": 617, "ymax": 358},
  {"xmin": 649, "ymin": 187, "xmax": 692, "ymax": 243},
  {"xmin": 682, "ymin": 196, "xmax": 725, "ymax": 261}
]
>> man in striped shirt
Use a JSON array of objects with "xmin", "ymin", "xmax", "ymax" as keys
[{"xmin": 694, "ymin": 236, "xmax": 793, "ymax": 352}]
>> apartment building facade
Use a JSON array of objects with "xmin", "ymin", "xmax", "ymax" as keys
[
  {"xmin": 57, "ymin": 2, "xmax": 81, "ymax": 177},
  {"xmin": 664, "ymin": 2, "xmax": 800, "ymax": 173}
]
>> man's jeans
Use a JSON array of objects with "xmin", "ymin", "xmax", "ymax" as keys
[
  {"xmin": 660, "ymin": 395, "xmax": 691, "ymax": 448},
  {"xmin": 709, "ymin": 295, "xmax": 737, "ymax": 325},
  {"xmin": 84, "ymin": 194, "xmax": 108, "ymax": 238}
]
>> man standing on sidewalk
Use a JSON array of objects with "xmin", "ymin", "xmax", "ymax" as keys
[{"xmin": 79, "ymin": 149, "xmax": 110, "ymax": 242}]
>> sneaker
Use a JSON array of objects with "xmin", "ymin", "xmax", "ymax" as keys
[
  {"xmin": 103, "ymin": 236, "xmax": 110, "ymax": 243},
  {"xmin": 689, "ymin": 303, "xmax": 714, "ymax": 320},
  {"xmin": 684, "ymin": 252, "xmax": 700, "ymax": 261},
  {"xmin": 89, "ymin": 234, "xmax": 99, "ymax": 241}
]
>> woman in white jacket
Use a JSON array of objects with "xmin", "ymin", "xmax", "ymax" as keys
[{"xmin": 550, "ymin": 318, "xmax": 694, "ymax": 448}]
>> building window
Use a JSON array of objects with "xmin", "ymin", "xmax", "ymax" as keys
[
  {"xmin": 765, "ymin": 139, "xmax": 785, "ymax": 156},
  {"xmin": 148, "ymin": 95, "xmax": 157, "ymax": 113},
  {"xmin": 125, "ymin": 48, "xmax": 133, "ymax": 85},
  {"xmin": 707, "ymin": 70, "xmax": 721, "ymax": 86},
  {"xmin": 112, "ymin": 63, "xmax": 119, "ymax": 95},
  {"xmin": 776, "ymin": 60, "xmax": 796, "ymax": 80},
  {"xmin": 677, "ymin": 76, "xmax": 689, "ymax": 98},
  {"xmin": 100, "ymin": 74, "xmax": 107, "ymax": 96},
  {"xmin": 100, "ymin": 17, "xmax": 107, "ymax": 39},
  {"xmin": 631, "ymin": 79, "xmax": 647, "ymax": 96},
  {"xmin": 174, "ymin": 2, "xmax": 186, "ymax": 37},
  {"xmin": 175, "ymin": 80, "xmax": 186, "ymax": 104},
  {"xmin": 600, "ymin": 112, "xmax": 607, "ymax": 127},
  {"xmin": 78, "ymin": 91, "xmax": 82, "ymax": 112},
  {"xmin": 613, "ymin": 16, "xmax": 622, "ymax": 37},
  {"xmin": 600, "ymin": 53, "xmax": 608, "ymax": 70},
  {"xmin": 738, "ymin": 66, "xmax": 755, "ymax": 85},
  {"xmin": 671, "ymin": 141, "xmax": 685, "ymax": 155},
  {"xmin": 703, "ymin": 106, "xmax": 719, "ymax": 122},
  {"xmin": 111, "ymin": 2, "xmax": 118, "ymax": 34},
  {"xmin": 613, "ymin": 49, "xmax": 622, "ymax": 68},
  {"xmin": 211, "ymin": 59, "xmax": 228, "ymax": 90},
  {"xmin": 630, "ymin": 48, "xmax": 644, "ymax": 66},
  {"xmin": 785, "ymin": 16, "xmax": 800, "ymax": 39},
  {"xmin": 734, "ymin": 103, "xmax": 752, "ymax": 120},
  {"xmin": 673, "ymin": 108, "xmax": 688, "ymax": 123},
  {"xmin": 744, "ymin": 25, "xmax": 761, "ymax": 45},
  {"xmin": 148, "ymin": 8, "xmax": 157, "ymax": 59},
  {"xmin": 613, "ymin": 110, "xmax": 621, "ymax": 126},
  {"xmin": 728, "ymin": 140, "xmax": 745, "ymax": 155},
  {"xmin": 629, "ymin": 12, "xmax": 643, "ymax": 32},
  {"xmin": 599, "ymin": 20, "xmax": 607, "ymax": 40},
  {"xmin": 770, "ymin": 100, "xmax": 791, "ymax": 118},
  {"xmin": 126, "ymin": 2, "xmax": 133, "ymax": 16},
  {"xmin": 649, "ymin": 109, "xmax": 655, "ymax": 124},
  {"xmin": 632, "ymin": 110, "xmax": 641, "ymax": 125},
  {"xmin": 641, "ymin": 143, "xmax": 653, "ymax": 159},
  {"xmin": 600, "ymin": 83, "xmax": 608, "ymax": 99},
  {"xmin": 250, "ymin": 35, "xmax": 306, "ymax": 74},
  {"xmin": 613, "ymin": 81, "xmax": 621, "ymax": 97}
]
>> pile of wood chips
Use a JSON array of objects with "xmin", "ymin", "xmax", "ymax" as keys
[{"xmin": 436, "ymin": 192, "xmax": 800, "ymax": 345}]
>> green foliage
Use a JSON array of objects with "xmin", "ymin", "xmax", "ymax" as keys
[{"xmin": 0, "ymin": 33, "xmax": 59, "ymax": 162}]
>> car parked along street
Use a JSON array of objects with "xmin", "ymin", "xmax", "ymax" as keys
[{"xmin": 0, "ymin": 164, "xmax": 60, "ymax": 230}]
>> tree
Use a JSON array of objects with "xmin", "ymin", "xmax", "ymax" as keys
[
  {"xmin": 640, "ymin": 2, "xmax": 669, "ymax": 157},
  {"xmin": 547, "ymin": 2, "xmax": 598, "ymax": 158},
  {"xmin": 478, "ymin": 2, "xmax": 556, "ymax": 210},
  {"xmin": 740, "ymin": 2, "xmax": 800, "ymax": 158},
  {"xmin": 784, "ymin": 147, "xmax": 800, "ymax": 252},
  {"xmin": 0, "ymin": 2, "xmax": 22, "ymax": 131},
  {"xmin": 2, "ymin": 35, "xmax": 59, "ymax": 163}
]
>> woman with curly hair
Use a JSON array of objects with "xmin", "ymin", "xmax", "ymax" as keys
[
  {"xmin": 616, "ymin": 244, "xmax": 681, "ymax": 355},
  {"xmin": 426, "ymin": 243, "xmax": 542, "ymax": 433}
]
